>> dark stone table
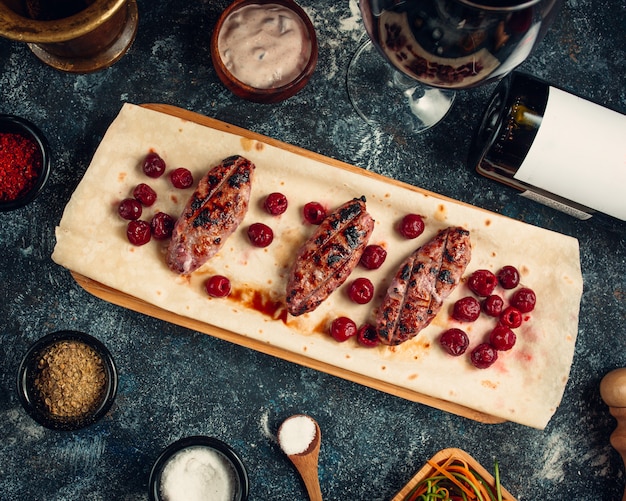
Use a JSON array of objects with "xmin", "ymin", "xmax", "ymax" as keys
[{"xmin": 1, "ymin": 0, "xmax": 625, "ymax": 499}]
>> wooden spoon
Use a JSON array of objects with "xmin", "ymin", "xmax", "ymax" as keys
[
  {"xmin": 600, "ymin": 367, "xmax": 626, "ymax": 501},
  {"xmin": 277, "ymin": 414, "xmax": 323, "ymax": 501}
]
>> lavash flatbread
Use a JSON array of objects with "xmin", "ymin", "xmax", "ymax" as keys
[{"xmin": 52, "ymin": 103, "xmax": 582, "ymax": 429}]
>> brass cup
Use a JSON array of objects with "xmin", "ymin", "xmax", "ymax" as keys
[{"xmin": 0, "ymin": 0, "xmax": 138, "ymax": 73}]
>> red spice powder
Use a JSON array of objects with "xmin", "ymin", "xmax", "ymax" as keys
[{"xmin": 0, "ymin": 132, "xmax": 43, "ymax": 202}]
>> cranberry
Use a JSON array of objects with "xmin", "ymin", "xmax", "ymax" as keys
[
  {"xmin": 330, "ymin": 317, "xmax": 357, "ymax": 342},
  {"xmin": 511, "ymin": 287, "xmax": 537, "ymax": 313},
  {"xmin": 142, "ymin": 152, "xmax": 166, "ymax": 178},
  {"xmin": 482, "ymin": 294, "xmax": 504, "ymax": 317},
  {"xmin": 489, "ymin": 325, "xmax": 517, "ymax": 351},
  {"xmin": 500, "ymin": 306, "xmax": 523, "ymax": 329},
  {"xmin": 467, "ymin": 269, "xmax": 498, "ymax": 297},
  {"xmin": 360, "ymin": 245, "xmax": 387, "ymax": 270},
  {"xmin": 398, "ymin": 214, "xmax": 425, "ymax": 239},
  {"xmin": 439, "ymin": 328, "xmax": 469, "ymax": 356},
  {"xmin": 150, "ymin": 212, "xmax": 175, "ymax": 240},
  {"xmin": 126, "ymin": 220, "xmax": 151, "ymax": 246},
  {"xmin": 118, "ymin": 198, "xmax": 142, "ymax": 220},
  {"xmin": 356, "ymin": 324, "xmax": 380, "ymax": 347},
  {"xmin": 133, "ymin": 183, "xmax": 157, "ymax": 206},
  {"xmin": 497, "ymin": 265, "xmax": 520, "ymax": 289},
  {"xmin": 347, "ymin": 277, "xmax": 374, "ymax": 304},
  {"xmin": 205, "ymin": 275, "xmax": 231, "ymax": 298},
  {"xmin": 470, "ymin": 343, "xmax": 498, "ymax": 369},
  {"xmin": 452, "ymin": 296, "xmax": 481, "ymax": 322},
  {"xmin": 303, "ymin": 201, "xmax": 326, "ymax": 224},
  {"xmin": 247, "ymin": 223, "xmax": 274, "ymax": 247},
  {"xmin": 170, "ymin": 167, "xmax": 194, "ymax": 189},
  {"xmin": 264, "ymin": 192, "xmax": 288, "ymax": 215}
]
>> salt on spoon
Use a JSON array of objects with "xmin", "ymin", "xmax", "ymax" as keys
[{"xmin": 277, "ymin": 414, "xmax": 323, "ymax": 501}]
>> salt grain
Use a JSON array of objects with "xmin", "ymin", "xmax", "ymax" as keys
[{"xmin": 278, "ymin": 415, "xmax": 317, "ymax": 455}]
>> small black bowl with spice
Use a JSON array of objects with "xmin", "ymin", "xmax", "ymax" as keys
[
  {"xmin": 17, "ymin": 330, "xmax": 118, "ymax": 431},
  {"xmin": 0, "ymin": 114, "xmax": 51, "ymax": 211}
]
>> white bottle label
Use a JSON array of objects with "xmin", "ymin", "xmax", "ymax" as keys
[{"xmin": 514, "ymin": 87, "xmax": 626, "ymax": 221}]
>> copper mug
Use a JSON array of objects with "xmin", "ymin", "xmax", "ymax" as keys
[{"xmin": 0, "ymin": 0, "xmax": 138, "ymax": 73}]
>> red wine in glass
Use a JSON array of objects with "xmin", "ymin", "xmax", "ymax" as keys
[{"xmin": 347, "ymin": 0, "xmax": 562, "ymax": 133}]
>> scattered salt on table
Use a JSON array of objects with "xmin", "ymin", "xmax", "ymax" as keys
[{"xmin": 278, "ymin": 414, "xmax": 317, "ymax": 455}]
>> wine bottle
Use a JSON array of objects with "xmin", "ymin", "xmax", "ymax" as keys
[{"xmin": 468, "ymin": 71, "xmax": 626, "ymax": 228}]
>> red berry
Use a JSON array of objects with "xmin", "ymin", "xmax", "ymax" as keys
[
  {"xmin": 118, "ymin": 198, "xmax": 142, "ymax": 220},
  {"xmin": 142, "ymin": 152, "xmax": 166, "ymax": 178},
  {"xmin": 500, "ymin": 306, "xmax": 523, "ymax": 329},
  {"xmin": 170, "ymin": 167, "xmax": 194, "ymax": 189},
  {"xmin": 470, "ymin": 343, "xmax": 498, "ymax": 369},
  {"xmin": 347, "ymin": 277, "xmax": 374, "ymax": 304},
  {"xmin": 452, "ymin": 296, "xmax": 481, "ymax": 322},
  {"xmin": 356, "ymin": 324, "xmax": 380, "ymax": 347},
  {"xmin": 264, "ymin": 192, "xmax": 288, "ymax": 215},
  {"xmin": 360, "ymin": 245, "xmax": 387, "ymax": 270},
  {"xmin": 126, "ymin": 220, "xmax": 151, "ymax": 246},
  {"xmin": 439, "ymin": 328, "xmax": 469, "ymax": 356},
  {"xmin": 247, "ymin": 223, "xmax": 274, "ymax": 247},
  {"xmin": 133, "ymin": 183, "xmax": 157, "ymax": 206},
  {"xmin": 482, "ymin": 294, "xmax": 504, "ymax": 317},
  {"xmin": 205, "ymin": 275, "xmax": 231, "ymax": 298},
  {"xmin": 511, "ymin": 287, "xmax": 536, "ymax": 313},
  {"xmin": 489, "ymin": 325, "xmax": 517, "ymax": 351},
  {"xmin": 467, "ymin": 269, "xmax": 498, "ymax": 297},
  {"xmin": 303, "ymin": 201, "xmax": 326, "ymax": 224},
  {"xmin": 497, "ymin": 265, "xmax": 520, "ymax": 289},
  {"xmin": 398, "ymin": 214, "xmax": 425, "ymax": 239},
  {"xmin": 330, "ymin": 317, "xmax": 357, "ymax": 342},
  {"xmin": 150, "ymin": 212, "xmax": 175, "ymax": 240}
]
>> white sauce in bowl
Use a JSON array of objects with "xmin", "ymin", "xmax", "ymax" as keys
[
  {"xmin": 159, "ymin": 446, "xmax": 237, "ymax": 501},
  {"xmin": 218, "ymin": 3, "xmax": 312, "ymax": 89}
]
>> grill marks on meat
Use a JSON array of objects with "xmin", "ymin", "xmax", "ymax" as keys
[
  {"xmin": 377, "ymin": 226, "xmax": 471, "ymax": 345},
  {"xmin": 166, "ymin": 155, "xmax": 254, "ymax": 274},
  {"xmin": 286, "ymin": 197, "xmax": 374, "ymax": 316}
]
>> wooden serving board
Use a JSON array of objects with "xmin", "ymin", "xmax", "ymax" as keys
[
  {"xmin": 58, "ymin": 103, "xmax": 581, "ymax": 430},
  {"xmin": 391, "ymin": 448, "xmax": 517, "ymax": 501},
  {"xmin": 70, "ymin": 103, "xmax": 505, "ymax": 425}
]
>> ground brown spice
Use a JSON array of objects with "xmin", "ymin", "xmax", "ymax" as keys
[{"xmin": 34, "ymin": 340, "xmax": 106, "ymax": 418}]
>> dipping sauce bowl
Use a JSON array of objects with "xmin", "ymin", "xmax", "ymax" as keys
[
  {"xmin": 0, "ymin": 115, "xmax": 51, "ymax": 211},
  {"xmin": 149, "ymin": 436, "xmax": 249, "ymax": 501},
  {"xmin": 211, "ymin": 0, "xmax": 318, "ymax": 103},
  {"xmin": 17, "ymin": 330, "xmax": 118, "ymax": 431}
]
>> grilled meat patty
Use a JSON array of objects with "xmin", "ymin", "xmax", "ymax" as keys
[
  {"xmin": 377, "ymin": 226, "xmax": 471, "ymax": 345},
  {"xmin": 166, "ymin": 155, "xmax": 254, "ymax": 275},
  {"xmin": 286, "ymin": 197, "xmax": 375, "ymax": 316}
]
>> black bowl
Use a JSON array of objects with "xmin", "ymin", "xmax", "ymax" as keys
[
  {"xmin": 149, "ymin": 436, "xmax": 249, "ymax": 501},
  {"xmin": 17, "ymin": 330, "xmax": 118, "ymax": 431},
  {"xmin": 0, "ymin": 114, "xmax": 51, "ymax": 211}
]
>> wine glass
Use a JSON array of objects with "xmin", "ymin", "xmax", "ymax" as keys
[{"xmin": 347, "ymin": 0, "xmax": 562, "ymax": 133}]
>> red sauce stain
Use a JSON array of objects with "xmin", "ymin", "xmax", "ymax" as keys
[
  {"xmin": 312, "ymin": 317, "xmax": 329, "ymax": 335},
  {"xmin": 118, "ymin": 171, "xmax": 127, "ymax": 182},
  {"xmin": 229, "ymin": 286, "xmax": 288, "ymax": 323}
]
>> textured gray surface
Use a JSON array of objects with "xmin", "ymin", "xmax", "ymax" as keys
[{"xmin": 1, "ymin": 0, "xmax": 625, "ymax": 500}]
